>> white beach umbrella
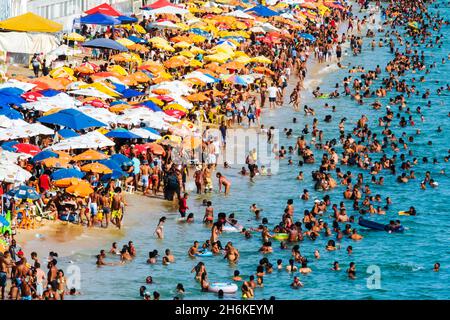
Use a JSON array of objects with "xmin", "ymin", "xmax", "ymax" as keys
[
  {"xmin": 49, "ymin": 131, "xmax": 115, "ymax": 150},
  {"xmin": 130, "ymin": 128, "xmax": 162, "ymax": 140},
  {"xmin": 0, "ymin": 163, "xmax": 32, "ymax": 183},
  {"xmin": 78, "ymin": 106, "xmax": 118, "ymax": 125},
  {"xmin": 69, "ymin": 88, "xmax": 114, "ymax": 100},
  {"xmin": 225, "ymin": 10, "xmax": 256, "ymax": 20}
]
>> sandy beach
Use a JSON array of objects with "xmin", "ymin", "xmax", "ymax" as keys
[{"xmin": 15, "ymin": 192, "xmax": 172, "ymax": 258}]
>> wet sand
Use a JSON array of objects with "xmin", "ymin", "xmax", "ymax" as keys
[{"xmin": 15, "ymin": 193, "xmax": 172, "ymax": 258}]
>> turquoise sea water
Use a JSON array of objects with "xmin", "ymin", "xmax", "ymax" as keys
[{"xmin": 61, "ymin": 3, "xmax": 450, "ymax": 300}]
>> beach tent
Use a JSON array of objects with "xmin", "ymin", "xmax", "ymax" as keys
[
  {"xmin": 144, "ymin": 6, "xmax": 189, "ymax": 16},
  {"xmin": 142, "ymin": 0, "xmax": 182, "ymax": 9},
  {"xmin": 85, "ymin": 3, "xmax": 122, "ymax": 16},
  {"xmin": 82, "ymin": 38, "xmax": 128, "ymax": 51},
  {"xmin": 0, "ymin": 32, "xmax": 60, "ymax": 55},
  {"xmin": 245, "ymin": 5, "xmax": 279, "ymax": 17},
  {"xmin": 38, "ymin": 108, "xmax": 107, "ymax": 130},
  {"xmin": 0, "ymin": 12, "xmax": 62, "ymax": 33},
  {"xmin": 80, "ymin": 13, "xmax": 122, "ymax": 26}
]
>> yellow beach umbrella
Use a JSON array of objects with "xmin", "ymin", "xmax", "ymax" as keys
[
  {"xmin": 109, "ymin": 104, "xmax": 131, "ymax": 113},
  {"xmin": 65, "ymin": 32, "xmax": 85, "ymax": 42},
  {"xmin": 107, "ymin": 65, "xmax": 128, "ymax": 76},
  {"xmin": 252, "ymin": 55, "xmax": 272, "ymax": 64},
  {"xmin": 179, "ymin": 50, "xmax": 195, "ymax": 58},
  {"xmin": 147, "ymin": 97, "xmax": 164, "ymax": 106},
  {"xmin": 116, "ymin": 38, "xmax": 135, "ymax": 47},
  {"xmin": 190, "ymin": 46, "xmax": 205, "ymax": 54},
  {"xmin": 164, "ymin": 103, "xmax": 187, "ymax": 112},
  {"xmin": 174, "ymin": 41, "xmax": 192, "ymax": 49},
  {"xmin": 189, "ymin": 59, "xmax": 203, "ymax": 67}
]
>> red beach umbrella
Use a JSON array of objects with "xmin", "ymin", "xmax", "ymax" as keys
[{"xmin": 14, "ymin": 143, "xmax": 42, "ymax": 156}]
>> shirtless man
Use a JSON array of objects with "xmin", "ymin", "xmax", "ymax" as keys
[
  {"xmin": 216, "ymin": 172, "xmax": 231, "ymax": 195},
  {"xmin": 188, "ymin": 241, "xmax": 199, "ymax": 258},
  {"xmin": 140, "ymin": 160, "xmax": 151, "ymax": 195},
  {"xmin": 203, "ymin": 165, "xmax": 213, "ymax": 192},
  {"xmin": 0, "ymin": 252, "xmax": 13, "ymax": 300},
  {"xmin": 111, "ymin": 187, "xmax": 124, "ymax": 229},
  {"xmin": 193, "ymin": 166, "xmax": 204, "ymax": 194},
  {"xmin": 100, "ymin": 190, "xmax": 111, "ymax": 228}
]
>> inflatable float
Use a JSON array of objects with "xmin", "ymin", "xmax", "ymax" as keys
[
  {"xmin": 358, "ymin": 217, "xmax": 404, "ymax": 233},
  {"xmin": 272, "ymin": 233, "xmax": 289, "ymax": 241},
  {"xmin": 398, "ymin": 211, "xmax": 415, "ymax": 216},
  {"xmin": 208, "ymin": 282, "xmax": 238, "ymax": 294},
  {"xmin": 195, "ymin": 250, "xmax": 213, "ymax": 257},
  {"xmin": 222, "ymin": 224, "xmax": 240, "ymax": 232}
]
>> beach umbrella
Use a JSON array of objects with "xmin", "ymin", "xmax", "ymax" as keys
[
  {"xmin": 0, "ymin": 215, "xmax": 10, "ymax": 227},
  {"xmin": 42, "ymin": 157, "xmax": 70, "ymax": 168},
  {"xmin": 81, "ymin": 162, "xmax": 112, "ymax": 174},
  {"xmin": 139, "ymin": 100, "xmax": 163, "ymax": 112},
  {"xmin": 82, "ymin": 38, "xmax": 128, "ymax": 51},
  {"xmin": 38, "ymin": 109, "xmax": 107, "ymax": 130},
  {"xmin": 110, "ymin": 154, "xmax": 133, "ymax": 167},
  {"xmin": 1, "ymin": 140, "xmax": 19, "ymax": 151},
  {"xmin": 0, "ymin": 107, "xmax": 23, "ymax": 120},
  {"xmin": 57, "ymin": 129, "xmax": 80, "ymax": 139},
  {"xmin": 7, "ymin": 185, "xmax": 40, "ymax": 200},
  {"xmin": 65, "ymin": 32, "xmax": 85, "ymax": 42},
  {"xmin": 66, "ymin": 183, "xmax": 94, "ymax": 197},
  {"xmin": 252, "ymin": 55, "xmax": 272, "ymax": 64},
  {"xmin": 143, "ymin": 143, "xmax": 166, "ymax": 156},
  {"xmin": 32, "ymin": 150, "xmax": 58, "ymax": 162},
  {"xmin": 13, "ymin": 143, "xmax": 41, "ymax": 156},
  {"xmin": 100, "ymin": 169, "xmax": 127, "ymax": 181},
  {"xmin": 105, "ymin": 128, "xmax": 142, "ymax": 139},
  {"xmin": 53, "ymin": 177, "xmax": 83, "ymax": 188},
  {"xmin": 0, "ymin": 163, "xmax": 32, "ymax": 183},
  {"xmin": 51, "ymin": 168, "xmax": 85, "ymax": 180},
  {"xmin": 128, "ymin": 35, "xmax": 147, "ymax": 44},
  {"xmin": 72, "ymin": 149, "xmax": 109, "ymax": 161},
  {"xmin": 98, "ymin": 159, "xmax": 123, "ymax": 171},
  {"xmin": 298, "ymin": 33, "xmax": 316, "ymax": 42}
]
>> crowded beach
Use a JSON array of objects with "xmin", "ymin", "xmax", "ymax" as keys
[{"xmin": 0, "ymin": 0, "xmax": 448, "ymax": 300}]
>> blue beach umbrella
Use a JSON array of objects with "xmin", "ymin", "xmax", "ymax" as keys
[
  {"xmin": 38, "ymin": 109, "xmax": 107, "ymax": 130},
  {"xmin": 7, "ymin": 185, "xmax": 40, "ymax": 200},
  {"xmin": 39, "ymin": 89, "xmax": 61, "ymax": 97},
  {"xmin": 110, "ymin": 153, "xmax": 133, "ymax": 167},
  {"xmin": 298, "ymin": 33, "xmax": 316, "ymax": 42},
  {"xmin": 121, "ymin": 88, "xmax": 145, "ymax": 99},
  {"xmin": 82, "ymin": 38, "xmax": 129, "ymax": 51},
  {"xmin": 100, "ymin": 169, "xmax": 128, "ymax": 181},
  {"xmin": 105, "ymin": 128, "xmax": 142, "ymax": 139},
  {"xmin": 0, "ymin": 215, "xmax": 10, "ymax": 227},
  {"xmin": 0, "ymin": 106, "xmax": 23, "ymax": 119},
  {"xmin": 57, "ymin": 128, "xmax": 80, "ymax": 139},
  {"xmin": 98, "ymin": 159, "xmax": 123, "ymax": 171},
  {"xmin": 32, "ymin": 150, "xmax": 59, "ymax": 162},
  {"xmin": 245, "ymin": 5, "xmax": 279, "ymax": 17},
  {"xmin": 51, "ymin": 168, "xmax": 85, "ymax": 180},
  {"xmin": 1, "ymin": 140, "xmax": 19, "ymax": 151},
  {"xmin": 139, "ymin": 100, "xmax": 162, "ymax": 112},
  {"xmin": 128, "ymin": 35, "xmax": 147, "ymax": 44}
]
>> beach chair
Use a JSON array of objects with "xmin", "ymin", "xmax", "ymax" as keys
[
  {"xmin": 34, "ymin": 199, "xmax": 53, "ymax": 221},
  {"xmin": 126, "ymin": 185, "xmax": 135, "ymax": 194}
]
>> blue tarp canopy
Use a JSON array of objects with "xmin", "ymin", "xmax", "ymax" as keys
[
  {"xmin": 38, "ymin": 108, "xmax": 107, "ymax": 130},
  {"xmin": 118, "ymin": 15, "xmax": 138, "ymax": 23},
  {"xmin": 245, "ymin": 5, "xmax": 279, "ymax": 17},
  {"xmin": 82, "ymin": 38, "xmax": 128, "ymax": 51},
  {"xmin": 57, "ymin": 128, "xmax": 80, "ymax": 139},
  {"xmin": 105, "ymin": 128, "xmax": 141, "ymax": 139},
  {"xmin": 80, "ymin": 13, "xmax": 122, "ymax": 25},
  {"xmin": 51, "ymin": 168, "xmax": 85, "ymax": 180}
]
